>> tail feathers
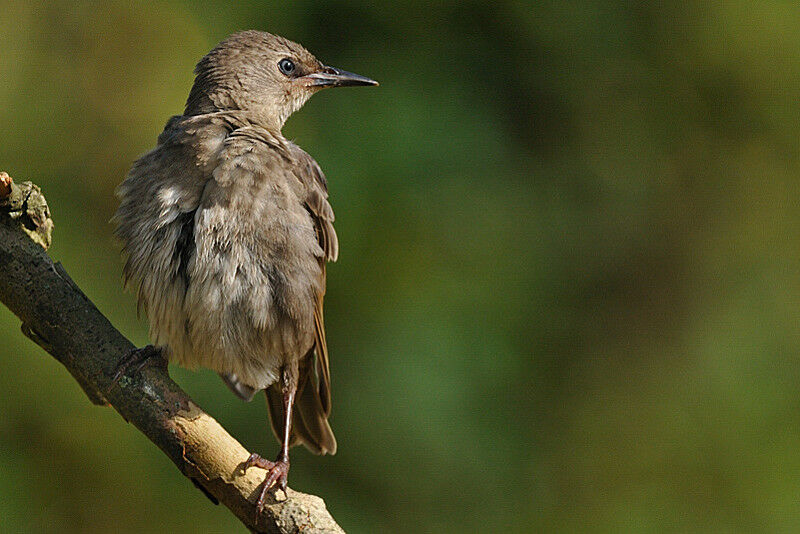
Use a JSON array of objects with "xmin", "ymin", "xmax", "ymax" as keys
[
  {"xmin": 296, "ymin": 375, "xmax": 337, "ymax": 454},
  {"xmin": 265, "ymin": 380, "xmax": 337, "ymax": 456}
]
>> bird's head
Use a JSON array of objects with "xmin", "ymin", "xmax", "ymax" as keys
[{"xmin": 184, "ymin": 30, "xmax": 378, "ymax": 131}]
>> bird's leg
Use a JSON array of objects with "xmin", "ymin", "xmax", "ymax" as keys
[
  {"xmin": 243, "ymin": 365, "xmax": 298, "ymax": 512},
  {"xmin": 110, "ymin": 344, "xmax": 166, "ymax": 385}
]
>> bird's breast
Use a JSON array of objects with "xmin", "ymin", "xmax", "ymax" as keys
[{"xmin": 164, "ymin": 153, "xmax": 322, "ymax": 388}]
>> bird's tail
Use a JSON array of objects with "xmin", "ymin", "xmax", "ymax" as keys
[{"xmin": 265, "ymin": 367, "xmax": 337, "ymax": 456}]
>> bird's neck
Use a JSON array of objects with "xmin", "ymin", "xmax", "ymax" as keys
[
  {"xmin": 184, "ymin": 104, "xmax": 287, "ymax": 136},
  {"xmin": 184, "ymin": 95, "xmax": 286, "ymax": 134}
]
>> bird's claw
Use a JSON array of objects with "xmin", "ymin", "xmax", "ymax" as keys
[
  {"xmin": 110, "ymin": 345, "xmax": 164, "ymax": 385},
  {"xmin": 243, "ymin": 452, "xmax": 290, "ymax": 512}
]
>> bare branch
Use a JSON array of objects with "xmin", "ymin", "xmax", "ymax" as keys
[{"xmin": 0, "ymin": 174, "xmax": 344, "ymax": 534}]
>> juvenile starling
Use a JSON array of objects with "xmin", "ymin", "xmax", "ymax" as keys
[{"xmin": 113, "ymin": 30, "xmax": 377, "ymax": 510}]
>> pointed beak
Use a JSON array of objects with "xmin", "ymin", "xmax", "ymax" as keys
[{"xmin": 302, "ymin": 65, "xmax": 379, "ymax": 88}]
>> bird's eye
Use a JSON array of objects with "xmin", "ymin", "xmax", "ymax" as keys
[{"xmin": 278, "ymin": 58, "xmax": 296, "ymax": 76}]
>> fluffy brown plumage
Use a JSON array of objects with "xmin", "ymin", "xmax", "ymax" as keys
[{"xmin": 113, "ymin": 30, "xmax": 376, "ymax": 507}]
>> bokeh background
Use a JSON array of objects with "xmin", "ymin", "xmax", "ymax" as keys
[{"xmin": 1, "ymin": 1, "xmax": 799, "ymax": 532}]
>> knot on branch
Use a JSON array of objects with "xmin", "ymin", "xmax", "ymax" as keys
[{"xmin": 0, "ymin": 171, "xmax": 53, "ymax": 250}]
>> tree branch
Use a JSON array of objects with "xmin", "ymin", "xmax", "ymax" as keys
[{"xmin": 0, "ymin": 173, "xmax": 344, "ymax": 534}]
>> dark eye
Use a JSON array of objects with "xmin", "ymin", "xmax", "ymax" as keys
[{"xmin": 278, "ymin": 58, "xmax": 296, "ymax": 76}]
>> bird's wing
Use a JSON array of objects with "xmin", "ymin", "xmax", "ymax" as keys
[
  {"xmin": 288, "ymin": 142, "xmax": 337, "ymax": 416},
  {"xmin": 115, "ymin": 114, "xmax": 227, "ymax": 317},
  {"xmin": 290, "ymin": 143, "xmax": 338, "ymax": 262}
]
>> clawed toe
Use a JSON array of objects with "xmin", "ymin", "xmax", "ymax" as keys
[
  {"xmin": 243, "ymin": 453, "xmax": 290, "ymax": 512},
  {"xmin": 243, "ymin": 452, "xmax": 275, "ymax": 471}
]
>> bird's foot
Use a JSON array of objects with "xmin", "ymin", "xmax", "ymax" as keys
[
  {"xmin": 243, "ymin": 452, "xmax": 290, "ymax": 512},
  {"xmin": 110, "ymin": 345, "xmax": 165, "ymax": 385}
]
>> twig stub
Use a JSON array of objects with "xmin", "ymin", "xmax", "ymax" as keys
[{"xmin": 0, "ymin": 171, "xmax": 11, "ymax": 199}]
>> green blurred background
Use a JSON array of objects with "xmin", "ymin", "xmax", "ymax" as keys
[{"xmin": 1, "ymin": 1, "xmax": 799, "ymax": 532}]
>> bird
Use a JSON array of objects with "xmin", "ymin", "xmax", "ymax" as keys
[{"xmin": 112, "ymin": 30, "xmax": 377, "ymax": 510}]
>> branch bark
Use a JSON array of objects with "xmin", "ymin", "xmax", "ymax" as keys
[{"xmin": 0, "ymin": 174, "xmax": 344, "ymax": 534}]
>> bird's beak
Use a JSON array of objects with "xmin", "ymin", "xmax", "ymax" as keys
[{"xmin": 302, "ymin": 66, "xmax": 379, "ymax": 88}]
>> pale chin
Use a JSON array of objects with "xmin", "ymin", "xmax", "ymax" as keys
[{"xmin": 278, "ymin": 90, "xmax": 315, "ymax": 127}]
